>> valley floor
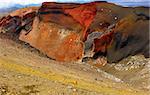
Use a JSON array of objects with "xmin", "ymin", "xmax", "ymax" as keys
[{"xmin": 0, "ymin": 33, "xmax": 149, "ymax": 95}]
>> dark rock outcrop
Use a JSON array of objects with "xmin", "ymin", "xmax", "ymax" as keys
[
  {"xmin": 0, "ymin": 9, "xmax": 37, "ymax": 35},
  {"xmin": 0, "ymin": 15, "xmax": 21, "ymax": 33}
]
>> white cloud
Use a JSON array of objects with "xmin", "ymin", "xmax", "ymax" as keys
[
  {"xmin": 0, "ymin": 0, "xmax": 56, "ymax": 5},
  {"xmin": 0, "ymin": 0, "xmax": 149, "ymax": 8},
  {"xmin": 122, "ymin": 0, "xmax": 149, "ymax": 2},
  {"xmin": 0, "ymin": 0, "xmax": 99, "ymax": 8},
  {"xmin": 0, "ymin": 0, "xmax": 56, "ymax": 8}
]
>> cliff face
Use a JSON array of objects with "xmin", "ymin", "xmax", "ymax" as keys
[{"xmin": 0, "ymin": 2, "xmax": 149, "ymax": 63}]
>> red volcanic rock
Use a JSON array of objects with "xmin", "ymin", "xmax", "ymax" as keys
[
  {"xmin": 0, "ymin": 15, "xmax": 21, "ymax": 33},
  {"xmin": 22, "ymin": 11, "xmax": 37, "ymax": 34},
  {"xmin": 64, "ymin": 3, "xmax": 97, "ymax": 41},
  {"xmin": 38, "ymin": 3, "xmax": 83, "ymax": 33},
  {"xmin": 19, "ymin": 21, "xmax": 84, "ymax": 62},
  {"xmin": 0, "ymin": 9, "xmax": 37, "ymax": 35},
  {"xmin": 0, "ymin": 15, "xmax": 12, "ymax": 26},
  {"xmin": 0, "ymin": 2, "xmax": 149, "ymax": 63},
  {"xmin": 94, "ymin": 31, "xmax": 114, "ymax": 53}
]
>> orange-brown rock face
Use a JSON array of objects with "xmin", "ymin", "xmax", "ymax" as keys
[
  {"xmin": 0, "ymin": 2, "xmax": 149, "ymax": 63},
  {"xmin": 20, "ymin": 20, "xmax": 84, "ymax": 62}
]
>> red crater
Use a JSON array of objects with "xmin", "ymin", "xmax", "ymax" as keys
[{"xmin": 0, "ymin": 2, "xmax": 149, "ymax": 63}]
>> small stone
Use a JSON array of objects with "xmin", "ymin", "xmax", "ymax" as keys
[
  {"xmin": 72, "ymin": 88, "xmax": 77, "ymax": 92},
  {"xmin": 17, "ymin": 75, "xmax": 22, "ymax": 78},
  {"xmin": 114, "ymin": 16, "xmax": 118, "ymax": 20},
  {"xmin": 83, "ymin": 68, "xmax": 87, "ymax": 71},
  {"xmin": 97, "ymin": 69, "xmax": 101, "ymax": 72},
  {"xmin": 91, "ymin": 66, "xmax": 94, "ymax": 68},
  {"xmin": 3, "ymin": 54, "xmax": 7, "ymax": 56},
  {"xmin": 100, "ymin": 8, "xmax": 104, "ymax": 11},
  {"xmin": 67, "ymin": 85, "xmax": 72, "ymax": 89}
]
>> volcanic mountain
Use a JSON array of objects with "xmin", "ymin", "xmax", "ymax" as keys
[{"xmin": 0, "ymin": 1, "xmax": 149, "ymax": 63}]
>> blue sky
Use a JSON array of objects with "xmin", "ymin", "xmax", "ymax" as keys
[{"xmin": 0, "ymin": 0, "xmax": 149, "ymax": 8}]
